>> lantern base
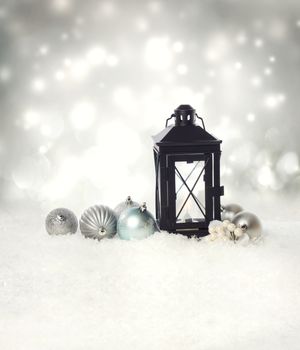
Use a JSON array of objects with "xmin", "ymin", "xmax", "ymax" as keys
[
  {"xmin": 169, "ymin": 228, "xmax": 209, "ymax": 238},
  {"xmin": 157, "ymin": 220, "xmax": 210, "ymax": 238}
]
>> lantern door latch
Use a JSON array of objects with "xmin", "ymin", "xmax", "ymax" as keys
[{"xmin": 208, "ymin": 186, "xmax": 224, "ymax": 197}]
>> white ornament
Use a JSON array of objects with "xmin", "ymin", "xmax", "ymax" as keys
[
  {"xmin": 208, "ymin": 226, "xmax": 216, "ymax": 234},
  {"xmin": 210, "ymin": 233, "xmax": 218, "ymax": 241},
  {"xmin": 227, "ymin": 223, "xmax": 236, "ymax": 232},
  {"xmin": 234, "ymin": 227, "xmax": 243, "ymax": 237},
  {"xmin": 205, "ymin": 235, "xmax": 213, "ymax": 242},
  {"xmin": 209, "ymin": 220, "xmax": 222, "ymax": 228},
  {"xmin": 222, "ymin": 220, "xmax": 230, "ymax": 228},
  {"xmin": 216, "ymin": 225, "xmax": 225, "ymax": 236},
  {"xmin": 225, "ymin": 229, "xmax": 231, "ymax": 238}
]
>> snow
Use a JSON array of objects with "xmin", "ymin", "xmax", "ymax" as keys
[{"xmin": 1, "ymin": 211, "xmax": 300, "ymax": 349}]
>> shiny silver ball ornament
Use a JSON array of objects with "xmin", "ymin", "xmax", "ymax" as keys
[
  {"xmin": 80, "ymin": 205, "xmax": 117, "ymax": 240},
  {"xmin": 117, "ymin": 202, "xmax": 157, "ymax": 240},
  {"xmin": 221, "ymin": 203, "xmax": 243, "ymax": 222},
  {"xmin": 114, "ymin": 196, "xmax": 139, "ymax": 217},
  {"xmin": 45, "ymin": 208, "xmax": 78, "ymax": 235},
  {"xmin": 232, "ymin": 211, "xmax": 262, "ymax": 241}
]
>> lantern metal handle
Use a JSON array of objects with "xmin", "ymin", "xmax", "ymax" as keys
[
  {"xmin": 195, "ymin": 113, "xmax": 206, "ymax": 130},
  {"xmin": 165, "ymin": 112, "xmax": 206, "ymax": 130},
  {"xmin": 165, "ymin": 114, "xmax": 175, "ymax": 128}
]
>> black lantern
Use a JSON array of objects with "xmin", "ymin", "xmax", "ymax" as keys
[{"xmin": 153, "ymin": 105, "xmax": 224, "ymax": 237}]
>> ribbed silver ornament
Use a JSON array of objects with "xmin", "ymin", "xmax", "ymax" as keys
[{"xmin": 80, "ymin": 205, "xmax": 117, "ymax": 240}]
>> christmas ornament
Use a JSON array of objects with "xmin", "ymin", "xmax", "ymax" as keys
[
  {"xmin": 117, "ymin": 202, "xmax": 157, "ymax": 240},
  {"xmin": 221, "ymin": 203, "xmax": 243, "ymax": 221},
  {"xmin": 207, "ymin": 220, "xmax": 228, "ymax": 241},
  {"xmin": 232, "ymin": 211, "xmax": 262, "ymax": 241},
  {"xmin": 114, "ymin": 196, "xmax": 139, "ymax": 217},
  {"xmin": 80, "ymin": 205, "xmax": 117, "ymax": 240},
  {"xmin": 207, "ymin": 219, "xmax": 246, "ymax": 243},
  {"xmin": 45, "ymin": 208, "xmax": 78, "ymax": 235}
]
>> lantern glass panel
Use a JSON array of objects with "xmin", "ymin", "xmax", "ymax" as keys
[{"xmin": 175, "ymin": 160, "xmax": 206, "ymax": 223}]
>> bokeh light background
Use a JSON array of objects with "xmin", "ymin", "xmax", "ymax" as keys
[{"xmin": 1, "ymin": 0, "xmax": 300, "ymax": 219}]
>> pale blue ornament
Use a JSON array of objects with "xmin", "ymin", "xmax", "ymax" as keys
[
  {"xmin": 114, "ymin": 196, "xmax": 139, "ymax": 217},
  {"xmin": 117, "ymin": 203, "xmax": 157, "ymax": 240}
]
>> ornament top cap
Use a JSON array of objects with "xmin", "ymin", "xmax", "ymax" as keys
[
  {"xmin": 56, "ymin": 214, "xmax": 66, "ymax": 222},
  {"xmin": 140, "ymin": 202, "xmax": 147, "ymax": 212},
  {"xmin": 174, "ymin": 104, "xmax": 196, "ymax": 126}
]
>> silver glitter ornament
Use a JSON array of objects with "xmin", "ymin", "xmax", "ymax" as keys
[
  {"xmin": 114, "ymin": 196, "xmax": 139, "ymax": 217},
  {"xmin": 45, "ymin": 208, "xmax": 78, "ymax": 235},
  {"xmin": 221, "ymin": 203, "xmax": 243, "ymax": 222},
  {"xmin": 232, "ymin": 211, "xmax": 262, "ymax": 241},
  {"xmin": 80, "ymin": 205, "xmax": 117, "ymax": 240},
  {"xmin": 117, "ymin": 202, "xmax": 157, "ymax": 240}
]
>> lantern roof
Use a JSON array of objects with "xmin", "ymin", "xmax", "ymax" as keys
[{"xmin": 152, "ymin": 105, "xmax": 221, "ymax": 146}]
